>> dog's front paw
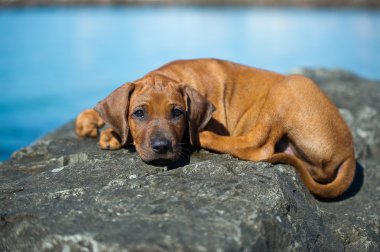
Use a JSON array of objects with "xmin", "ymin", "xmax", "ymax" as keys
[
  {"xmin": 75, "ymin": 109, "xmax": 105, "ymax": 138},
  {"xmin": 99, "ymin": 128, "xmax": 122, "ymax": 150}
]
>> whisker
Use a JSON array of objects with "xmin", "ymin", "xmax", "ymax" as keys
[{"xmin": 179, "ymin": 151, "xmax": 190, "ymax": 159}]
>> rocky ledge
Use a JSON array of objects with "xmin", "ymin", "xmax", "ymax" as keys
[{"xmin": 1, "ymin": 69, "xmax": 379, "ymax": 251}]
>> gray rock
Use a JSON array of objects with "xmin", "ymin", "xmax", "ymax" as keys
[{"xmin": 1, "ymin": 69, "xmax": 379, "ymax": 251}]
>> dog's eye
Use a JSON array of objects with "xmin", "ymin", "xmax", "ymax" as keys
[
  {"xmin": 172, "ymin": 108, "xmax": 184, "ymax": 118},
  {"xmin": 133, "ymin": 109, "xmax": 145, "ymax": 119}
]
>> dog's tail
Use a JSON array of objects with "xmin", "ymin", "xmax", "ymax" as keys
[{"xmin": 264, "ymin": 153, "xmax": 356, "ymax": 198}]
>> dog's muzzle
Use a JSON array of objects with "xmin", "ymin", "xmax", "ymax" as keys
[{"xmin": 151, "ymin": 137, "xmax": 172, "ymax": 154}]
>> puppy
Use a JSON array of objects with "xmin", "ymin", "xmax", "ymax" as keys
[{"xmin": 76, "ymin": 59, "xmax": 356, "ymax": 198}]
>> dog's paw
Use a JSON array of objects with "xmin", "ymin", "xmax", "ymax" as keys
[
  {"xmin": 75, "ymin": 109, "xmax": 105, "ymax": 138},
  {"xmin": 99, "ymin": 128, "xmax": 122, "ymax": 150}
]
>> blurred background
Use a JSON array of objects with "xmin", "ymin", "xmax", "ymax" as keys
[{"xmin": 0, "ymin": 1, "xmax": 379, "ymax": 161}]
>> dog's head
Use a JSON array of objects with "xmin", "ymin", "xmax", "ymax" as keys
[{"xmin": 95, "ymin": 77, "xmax": 215, "ymax": 164}]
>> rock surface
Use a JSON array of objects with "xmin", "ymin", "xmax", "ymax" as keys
[{"xmin": 1, "ymin": 69, "xmax": 379, "ymax": 251}]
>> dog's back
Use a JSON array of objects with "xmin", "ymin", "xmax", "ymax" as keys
[{"xmin": 141, "ymin": 58, "xmax": 286, "ymax": 136}]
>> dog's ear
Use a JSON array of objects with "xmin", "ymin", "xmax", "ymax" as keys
[
  {"xmin": 94, "ymin": 82, "xmax": 135, "ymax": 146},
  {"xmin": 181, "ymin": 85, "xmax": 216, "ymax": 146}
]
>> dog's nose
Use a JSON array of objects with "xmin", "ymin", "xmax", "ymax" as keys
[{"xmin": 151, "ymin": 138, "xmax": 172, "ymax": 154}]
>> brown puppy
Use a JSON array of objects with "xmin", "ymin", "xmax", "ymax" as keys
[{"xmin": 76, "ymin": 59, "xmax": 356, "ymax": 198}]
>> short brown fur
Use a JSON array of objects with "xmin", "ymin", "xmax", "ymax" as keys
[{"xmin": 75, "ymin": 59, "xmax": 356, "ymax": 198}]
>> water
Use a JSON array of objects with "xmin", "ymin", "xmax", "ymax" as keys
[{"xmin": 1, "ymin": 6, "xmax": 379, "ymax": 161}]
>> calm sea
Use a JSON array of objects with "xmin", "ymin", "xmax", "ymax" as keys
[{"xmin": 0, "ymin": 6, "xmax": 379, "ymax": 161}]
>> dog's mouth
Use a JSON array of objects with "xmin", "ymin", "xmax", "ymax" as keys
[
  {"xmin": 136, "ymin": 142, "xmax": 182, "ymax": 164},
  {"xmin": 145, "ymin": 157, "xmax": 178, "ymax": 166},
  {"xmin": 136, "ymin": 143, "xmax": 192, "ymax": 169},
  {"xmin": 137, "ymin": 149, "xmax": 182, "ymax": 166}
]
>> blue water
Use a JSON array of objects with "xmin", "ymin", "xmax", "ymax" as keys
[{"xmin": 0, "ymin": 7, "xmax": 379, "ymax": 161}]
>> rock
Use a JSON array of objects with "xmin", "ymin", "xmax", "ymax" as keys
[{"xmin": 1, "ymin": 69, "xmax": 379, "ymax": 251}]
